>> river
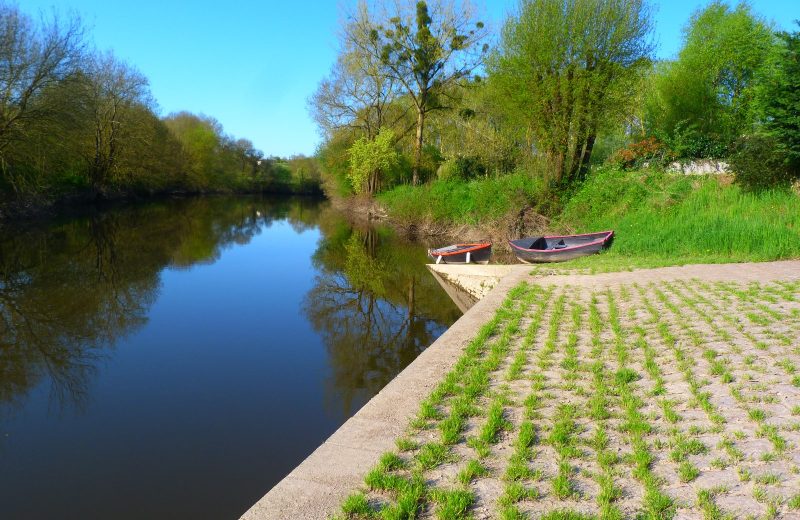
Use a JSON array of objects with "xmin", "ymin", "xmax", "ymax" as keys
[{"xmin": 0, "ymin": 196, "xmax": 461, "ymax": 519}]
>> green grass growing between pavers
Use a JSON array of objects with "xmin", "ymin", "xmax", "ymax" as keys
[
  {"xmin": 335, "ymin": 278, "xmax": 800, "ymax": 519},
  {"xmin": 334, "ymin": 282, "xmax": 537, "ymax": 520}
]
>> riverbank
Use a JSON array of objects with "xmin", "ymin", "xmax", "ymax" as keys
[
  {"xmin": 242, "ymin": 259, "xmax": 800, "ymax": 519},
  {"xmin": 374, "ymin": 168, "xmax": 800, "ymax": 266}
]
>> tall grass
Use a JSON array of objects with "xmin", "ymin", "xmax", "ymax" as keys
[
  {"xmin": 379, "ymin": 165, "xmax": 800, "ymax": 265},
  {"xmin": 378, "ymin": 170, "xmax": 546, "ymax": 226},
  {"xmin": 561, "ymin": 168, "xmax": 800, "ymax": 262}
]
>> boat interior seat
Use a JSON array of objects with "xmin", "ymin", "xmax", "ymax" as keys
[
  {"xmin": 553, "ymin": 239, "xmax": 567, "ymax": 249},
  {"xmin": 529, "ymin": 237, "xmax": 548, "ymax": 250}
]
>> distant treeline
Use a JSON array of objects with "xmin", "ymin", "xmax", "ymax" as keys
[{"xmin": 0, "ymin": 3, "xmax": 321, "ymax": 209}]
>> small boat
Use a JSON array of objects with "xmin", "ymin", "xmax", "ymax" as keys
[
  {"xmin": 428, "ymin": 242, "xmax": 492, "ymax": 264},
  {"xmin": 509, "ymin": 231, "xmax": 614, "ymax": 263}
]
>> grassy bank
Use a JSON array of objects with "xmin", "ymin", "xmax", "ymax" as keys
[
  {"xmin": 378, "ymin": 167, "xmax": 800, "ymax": 268},
  {"xmin": 378, "ymin": 170, "xmax": 548, "ymax": 228}
]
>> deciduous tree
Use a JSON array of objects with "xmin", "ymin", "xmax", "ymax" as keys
[
  {"xmin": 81, "ymin": 52, "xmax": 151, "ymax": 193},
  {"xmin": 645, "ymin": 2, "xmax": 775, "ymax": 156},
  {"xmin": 348, "ymin": 127, "xmax": 398, "ymax": 194},
  {"xmin": 490, "ymin": 0, "xmax": 653, "ymax": 184},
  {"xmin": 0, "ymin": 3, "xmax": 84, "ymax": 193}
]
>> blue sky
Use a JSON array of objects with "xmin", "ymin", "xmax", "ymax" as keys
[{"xmin": 22, "ymin": 1, "xmax": 797, "ymax": 157}]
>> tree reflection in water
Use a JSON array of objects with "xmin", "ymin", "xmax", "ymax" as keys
[
  {"xmin": 0, "ymin": 197, "xmax": 458, "ymax": 423},
  {"xmin": 0, "ymin": 197, "xmax": 323, "ymax": 414},
  {"xmin": 305, "ymin": 209, "xmax": 461, "ymax": 417},
  {"xmin": 0, "ymin": 196, "xmax": 462, "ymax": 520}
]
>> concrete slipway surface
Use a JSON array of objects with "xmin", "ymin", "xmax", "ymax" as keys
[{"xmin": 241, "ymin": 260, "xmax": 800, "ymax": 520}]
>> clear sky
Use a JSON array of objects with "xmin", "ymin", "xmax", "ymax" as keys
[{"xmin": 21, "ymin": 0, "xmax": 798, "ymax": 157}]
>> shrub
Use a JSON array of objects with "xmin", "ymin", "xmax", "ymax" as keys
[
  {"xmin": 608, "ymin": 137, "xmax": 668, "ymax": 168},
  {"xmin": 659, "ymin": 122, "xmax": 728, "ymax": 160},
  {"xmin": 347, "ymin": 128, "xmax": 399, "ymax": 195},
  {"xmin": 729, "ymin": 135, "xmax": 798, "ymax": 191},
  {"xmin": 437, "ymin": 156, "xmax": 486, "ymax": 181}
]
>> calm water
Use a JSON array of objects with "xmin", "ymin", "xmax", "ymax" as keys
[{"xmin": 0, "ymin": 196, "xmax": 461, "ymax": 520}]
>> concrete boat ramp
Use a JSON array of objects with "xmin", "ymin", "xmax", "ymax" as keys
[{"xmin": 241, "ymin": 260, "xmax": 800, "ymax": 520}]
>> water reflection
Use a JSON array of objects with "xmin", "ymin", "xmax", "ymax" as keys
[
  {"xmin": 0, "ymin": 196, "xmax": 459, "ymax": 422},
  {"xmin": 0, "ymin": 196, "xmax": 463, "ymax": 518},
  {"xmin": 0, "ymin": 198, "xmax": 328, "ymax": 414},
  {"xmin": 305, "ymin": 210, "xmax": 461, "ymax": 415}
]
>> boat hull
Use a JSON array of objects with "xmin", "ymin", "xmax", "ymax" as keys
[
  {"xmin": 509, "ymin": 231, "xmax": 613, "ymax": 263},
  {"xmin": 428, "ymin": 243, "xmax": 492, "ymax": 264}
]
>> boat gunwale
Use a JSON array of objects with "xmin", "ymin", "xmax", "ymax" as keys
[{"xmin": 428, "ymin": 242, "xmax": 492, "ymax": 257}]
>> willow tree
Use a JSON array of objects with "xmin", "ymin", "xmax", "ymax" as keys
[{"xmin": 490, "ymin": 0, "xmax": 653, "ymax": 184}]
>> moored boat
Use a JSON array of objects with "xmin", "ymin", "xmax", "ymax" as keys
[
  {"xmin": 509, "ymin": 231, "xmax": 613, "ymax": 263},
  {"xmin": 428, "ymin": 242, "xmax": 492, "ymax": 264}
]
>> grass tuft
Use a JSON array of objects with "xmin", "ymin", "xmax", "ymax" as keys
[
  {"xmin": 429, "ymin": 488, "xmax": 475, "ymax": 520},
  {"xmin": 341, "ymin": 492, "xmax": 374, "ymax": 517}
]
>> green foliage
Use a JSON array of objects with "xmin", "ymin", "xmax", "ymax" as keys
[
  {"xmin": 756, "ymin": 23, "xmax": 800, "ymax": 174},
  {"xmin": 372, "ymin": 0, "xmax": 488, "ymax": 184},
  {"xmin": 437, "ymin": 156, "xmax": 485, "ymax": 181},
  {"xmin": 0, "ymin": 4, "xmax": 321, "ymax": 207},
  {"xmin": 560, "ymin": 167, "xmax": 800, "ymax": 263},
  {"xmin": 348, "ymin": 128, "xmax": 399, "ymax": 195},
  {"xmin": 645, "ymin": 2, "xmax": 777, "ymax": 156},
  {"xmin": 657, "ymin": 121, "xmax": 728, "ymax": 159},
  {"xmin": 489, "ymin": 0, "xmax": 653, "ymax": 183},
  {"xmin": 729, "ymin": 135, "xmax": 798, "ymax": 191},
  {"xmin": 430, "ymin": 83, "xmax": 522, "ymax": 175},
  {"xmin": 317, "ymin": 130, "xmax": 357, "ymax": 198}
]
